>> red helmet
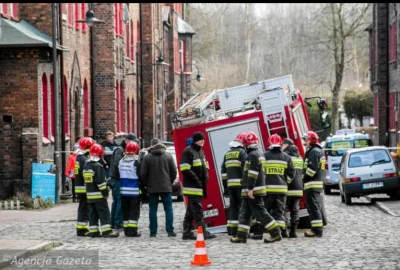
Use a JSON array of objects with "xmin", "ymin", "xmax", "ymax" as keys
[
  {"xmin": 235, "ymin": 132, "xmax": 247, "ymax": 144},
  {"xmin": 302, "ymin": 131, "xmax": 319, "ymax": 144},
  {"xmin": 243, "ymin": 132, "xmax": 259, "ymax": 148},
  {"xmin": 79, "ymin": 137, "xmax": 95, "ymax": 150},
  {"xmin": 89, "ymin": 144, "xmax": 104, "ymax": 158},
  {"xmin": 269, "ymin": 134, "xmax": 282, "ymax": 148},
  {"xmin": 126, "ymin": 142, "xmax": 139, "ymax": 155}
]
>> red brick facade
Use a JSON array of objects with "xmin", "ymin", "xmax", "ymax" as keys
[{"xmin": 0, "ymin": 3, "xmax": 194, "ymax": 199}]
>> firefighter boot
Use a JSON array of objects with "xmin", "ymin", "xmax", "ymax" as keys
[
  {"xmin": 102, "ymin": 231, "xmax": 120, "ymax": 238},
  {"xmin": 182, "ymin": 220, "xmax": 196, "ymax": 240},
  {"xmin": 281, "ymin": 228, "xmax": 289, "ymax": 238},
  {"xmin": 130, "ymin": 228, "xmax": 141, "ymax": 237},
  {"xmin": 264, "ymin": 227, "xmax": 282, "ymax": 244},
  {"xmin": 289, "ymin": 221, "xmax": 298, "ymax": 238},
  {"xmin": 250, "ymin": 222, "xmax": 263, "ymax": 240},
  {"xmin": 304, "ymin": 230, "xmax": 323, "ymax": 238},
  {"xmin": 230, "ymin": 236, "xmax": 247, "ymax": 243},
  {"xmin": 227, "ymin": 227, "xmax": 233, "ymax": 236}
]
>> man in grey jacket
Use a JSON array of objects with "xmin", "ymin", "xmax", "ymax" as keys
[{"xmin": 140, "ymin": 138, "xmax": 177, "ymax": 237}]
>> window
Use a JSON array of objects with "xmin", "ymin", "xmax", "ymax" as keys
[
  {"xmin": 114, "ymin": 4, "xmax": 118, "ymax": 35},
  {"xmin": 348, "ymin": 150, "xmax": 391, "ymax": 168},
  {"xmin": 179, "ymin": 40, "xmax": 186, "ymax": 72},
  {"xmin": 50, "ymin": 74, "xmax": 55, "ymax": 137},
  {"xmin": 127, "ymin": 98, "xmax": 131, "ymax": 133},
  {"xmin": 120, "ymin": 81, "xmax": 125, "ymax": 132},
  {"xmin": 68, "ymin": 3, "xmax": 73, "ymax": 25},
  {"xmin": 125, "ymin": 22, "xmax": 129, "ymax": 58},
  {"xmin": 174, "ymin": 38, "xmax": 179, "ymax": 72},
  {"xmin": 137, "ymin": 20, "xmax": 140, "ymax": 44},
  {"xmin": 114, "ymin": 3, "xmax": 123, "ymax": 37},
  {"xmin": 64, "ymin": 76, "xmax": 69, "ymax": 134},
  {"xmin": 119, "ymin": 3, "xmax": 123, "ymax": 36},
  {"xmin": 131, "ymin": 98, "xmax": 135, "ymax": 133},
  {"xmin": 42, "ymin": 74, "xmax": 49, "ymax": 138},
  {"xmin": 81, "ymin": 3, "xmax": 87, "ymax": 32},
  {"xmin": 83, "ymin": 79, "xmax": 89, "ymax": 127},
  {"xmin": 11, "ymin": 3, "xmax": 18, "ymax": 18},
  {"xmin": 116, "ymin": 81, "xmax": 120, "ymax": 131},
  {"xmin": 75, "ymin": 3, "xmax": 79, "ymax": 29},
  {"xmin": 1, "ymin": 3, "xmax": 8, "ymax": 16},
  {"xmin": 389, "ymin": 21, "xmax": 397, "ymax": 63},
  {"xmin": 130, "ymin": 20, "xmax": 134, "ymax": 61},
  {"xmin": 174, "ymin": 3, "xmax": 182, "ymax": 17}
]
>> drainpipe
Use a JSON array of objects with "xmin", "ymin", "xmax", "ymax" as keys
[
  {"xmin": 139, "ymin": 3, "xmax": 144, "ymax": 148},
  {"xmin": 386, "ymin": 3, "xmax": 390, "ymax": 147},
  {"xmin": 58, "ymin": 3, "xmax": 66, "ymax": 194},
  {"xmin": 90, "ymin": 3, "xmax": 96, "ymax": 139}
]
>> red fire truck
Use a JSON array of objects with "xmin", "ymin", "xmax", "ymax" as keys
[{"xmin": 171, "ymin": 75, "xmax": 327, "ymax": 233}]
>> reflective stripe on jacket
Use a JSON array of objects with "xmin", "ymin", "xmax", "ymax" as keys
[
  {"xmin": 118, "ymin": 157, "xmax": 140, "ymax": 197},
  {"xmin": 221, "ymin": 147, "xmax": 247, "ymax": 189},
  {"xmin": 83, "ymin": 160, "xmax": 108, "ymax": 202},
  {"xmin": 303, "ymin": 144, "xmax": 326, "ymax": 191},
  {"xmin": 74, "ymin": 151, "xmax": 88, "ymax": 193},
  {"xmin": 241, "ymin": 147, "xmax": 266, "ymax": 198}
]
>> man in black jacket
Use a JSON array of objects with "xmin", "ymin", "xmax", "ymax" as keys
[
  {"xmin": 180, "ymin": 132, "xmax": 216, "ymax": 240},
  {"xmin": 101, "ymin": 131, "xmax": 118, "ymax": 179},
  {"xmin": 140, "ymin": 138, "xmax": 177, "ymax": 237},
  {"xmin": 109, "ymin": 133, "xmax": 138, "ymax": 230}
]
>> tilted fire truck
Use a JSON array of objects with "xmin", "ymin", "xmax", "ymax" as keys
[{"xmin": 171, "ymin": 75, "xmax": 327, "ymax": 233}]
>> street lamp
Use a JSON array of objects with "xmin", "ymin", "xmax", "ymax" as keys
[{"xmin": 76, "ymin": 3, "xmax": 105, "ymax": 140}]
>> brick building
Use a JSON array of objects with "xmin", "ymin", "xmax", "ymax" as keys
[
  {"xmin": 368, "ymin": 3, "xmax": 399, "ymax": 147},
  {"xmin": 0, "ymin": 3, "xmax": 195, "ymax": 199}
]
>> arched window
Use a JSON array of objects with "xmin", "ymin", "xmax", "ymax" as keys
[
  {"xmin": 81, "ymin": 3, "xmax": 87, "ymax": 32},
  {"xmin": 120, "ymin": 81, "xmax": 125, "ymax": 132},
  {"xmin": 83, "ymin": 79, "xmax": 89, "ymax": 127},
  {"xmin": 50, "ymin": 74, "xmax": 55, "ymax": 137},
  {"xmin": 130, "ymin": 20, "xmax": 134, "ymax": 61},
  {"xmin": 127, "ymin": 98, "xmax": 131, "ymax": 133},
  {"xmin": 116, "ymin": 80, "xmax": 120, "ymax": 131},
  {"xmin": 75, "ymin": 3, "xmax": 79, "ymax": 29},
  {"xmin": 64, "ymin": 75, "xmax": 69, "ymax": 134},
  {"xmin": 42, "ymin": 73, "xmax": 49, "ymax": 138}
]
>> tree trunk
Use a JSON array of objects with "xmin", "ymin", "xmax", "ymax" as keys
[{"xmin": 245, "ymin": 3, "xmax": 252, "ymax": 83}]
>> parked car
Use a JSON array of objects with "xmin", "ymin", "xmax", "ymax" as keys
[
  {"xmin": 324, "ymin": 132, "xmax": 373, "ymax": 195},
  {"xmin": 338, "ymin": 146, "xmax": 400, "ymax": 205}
]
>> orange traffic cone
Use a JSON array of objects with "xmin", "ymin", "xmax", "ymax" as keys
[{"xmin": 191, "ymin": 226, "xmax": 212, "ymax": 266}]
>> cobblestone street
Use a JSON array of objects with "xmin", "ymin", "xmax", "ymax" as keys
[{"xmin": 1, "ymin": 194, "xmax": 400, "ymax": 269}]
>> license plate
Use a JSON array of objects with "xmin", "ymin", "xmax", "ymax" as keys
[
  {"xmin": 203, "ymin": 209, "xmax": 219, "ymax": 218},
  {"xmin": 362, "ymin": 182, "xmax": 384, "ymax": 189}
]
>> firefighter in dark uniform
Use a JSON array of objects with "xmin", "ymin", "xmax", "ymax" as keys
[
  {"xmin": 231, "ymin": 132, "xmax": 282, "ymax": 244},
  {"xmin": 74, "ymin": 137, "xmax": 94, "ymax": 236},
  {"xmin": 282, "ymin": 138, "xmax": 304, "ymax": 238},
  {"xmin": 260, "ymin": 134, "xmax": 295, "ymax": 239},
  {"xmin": 302, "ymin": 131, "xmax": 326, "ymax": 237},
  {"xmin": 83, "ymin": 144, "xmax": 119, "ymax": 238},
  {"xmin": 117, "ymin": 142, "xmax": 142, "ymax": 237},
  {"xmin": 180, "ymin": 132, "xmax": 217, "ymax": 240},
  {"xmin": 221, "ymin": 132, "xmax": 247, "ymax": 236}
]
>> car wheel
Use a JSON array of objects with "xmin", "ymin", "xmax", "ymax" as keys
[
  {"xmin": 176, "ymin": 195, "xmax": 184, "ymax": 202},
  {"xmin": 344, "ymin": 192, "xmax": 352, "ymax": 205},
  {"xmin": 320, "ymin": 195, "xmax": 328, "ymax": 226},
  {"xmin": 323, "ymin": 184, "xmax": 331, "ymax": 195}
]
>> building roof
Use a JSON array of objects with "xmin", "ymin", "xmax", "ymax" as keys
[
  {"xmin": 0, "ymin": 18, "xmax": 68, "ymax": 51},
  {"xmin": 177, "ymin": 16, "xmax": 195, "ymax": 35}
]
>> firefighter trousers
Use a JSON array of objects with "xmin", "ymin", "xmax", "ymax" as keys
[
  {"xmin": 236, "ymin": 197, "xmax": 280, "ymax": 240},
  {"xmin": 305, "ymin": 189, "xmax": 323, "ymax": 235},
  {"xmin": 286, "ymin": 196, "xmax": 300, "ymax": 223},
  {"xmin": 227, "ymin": 188, "xmax": 242, "ymax": 235},
  {"xmin": 121, "ymin": 196, "xmax": 141, "ymax": 236},
  {"xmin": 183, "ymin": 196, "xmax": 205, "ymax": 236},
  {"xmin": 76, "ymin": 194, "xmax": 89, "ymax": 236},
  {"xmin": 88, "ymin": 199, "xmax": 112, "ymax": 236},
  {"xmin": 264, "ymin": 194, "xmax": 287, "ymax": 230}
]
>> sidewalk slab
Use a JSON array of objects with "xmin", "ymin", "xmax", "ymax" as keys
[
  {"xmin": 365, "ymin": 194, "xmax": 400, "ymax": 217},
  {"xmin": 0, "ymin": 240, "xmax": 62, "ymax": 269}
]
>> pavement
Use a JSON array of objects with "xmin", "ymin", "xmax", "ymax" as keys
[{"xmin": 1, "ymin": 194, "xmax": 400, "ymax": 269}]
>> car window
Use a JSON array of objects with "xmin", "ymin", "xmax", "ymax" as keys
[
  {"xmin": 326, "ymin": 139, "xmax": 373, "ymax": 157},
  {"xmin": 340, "ymin": 154, "xmax": 346, "ymax": 174},
  {"xmin": 348, "ymin": 149, "xmax": 391, "ymax": 168}
]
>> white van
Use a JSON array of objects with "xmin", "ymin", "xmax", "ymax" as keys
[{"xmin": 323, "ymin": 131, "xmax": 373, "ymax": 194}]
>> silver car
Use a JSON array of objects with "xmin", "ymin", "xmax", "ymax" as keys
[{"xmin": 338, "ymin": 146, "xmax": 400, "ymax": 205}]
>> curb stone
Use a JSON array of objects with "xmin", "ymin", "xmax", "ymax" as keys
[
  {"xmin": 365, "ymin": 195, "xmax": 399, "ymax": 217},
  {"xmin": 0, "ymin": 241, "xmax": 62, "ymax": 269}
]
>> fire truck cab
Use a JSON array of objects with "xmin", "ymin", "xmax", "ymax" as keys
[{"xmin": 171, "ymin": 75, "xmax": 327, "ymax": 233}]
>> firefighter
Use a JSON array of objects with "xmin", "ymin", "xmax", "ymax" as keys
[
  {"xmin": 180, "ymin": 132, "xmax": 217, "ymax": 240},
  {"xmin": 83, "ymin": 144, "xmax": 119, "ymax": 238},
  {"xmin": 258, "ymin": 134, "xmax": 295, "ymax": 239},
  {"xmin": 221, "ymin": 132, "xmax": 247, "ymax": 236},
  {"xmin": 74, "ymin": 137, "xmax": 95, "ymax": 237},
  {"xmin": 282, "ymin": 138, "xmax": 304, "ymax": 238},
  {"xmin": 230, "ymin": 132, "xmax": 282, "ymax": 244},
  {"xmin": 117, "ymin": 142, "xmax": 141, "ymax": 237},
  {"xmin": 302, "ymin": 131, "xmax": 326, "ymax": 237}
]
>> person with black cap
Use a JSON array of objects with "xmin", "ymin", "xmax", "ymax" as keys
[
  {"xmin": 180, "ymin": 131, "xmax": 216, "ymax": 240},
  {"xmin": 282, "ymin": 138, "xmax": 304, "ymax": 238},
  {"xmin": 109, "ymin": 133, "xmax": 138, "ymax": 230}
]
